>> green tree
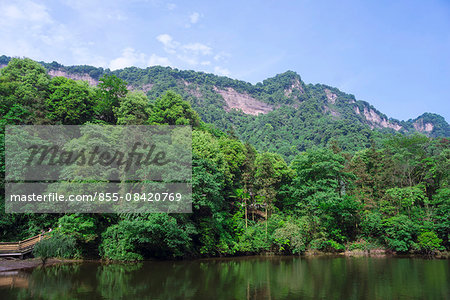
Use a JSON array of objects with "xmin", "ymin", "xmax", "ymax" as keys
[
  {"xmin": 148, "ymin": 91, "xmax": 200, "ymax": 126},
  {"xmin": 95, "ymin": 74, "xmax": 128, "ymax": 123},
  {"xmin": 113, "ymin": 91, "xmax": 151, "ymax": 125},
  {"xmin": 46, "ymin": 76, "xmax": 95, "ymax": 124},
  {"xmin": 0, "ymin": 58, "xmax": 50, "ymax": 124},
  {"xmin": 254, "ymin": 152, "xmax": 293, "ymax": 239},
  {"xmin": 417, "ymin": 231, "xmax": 443, "ymax": 254}
]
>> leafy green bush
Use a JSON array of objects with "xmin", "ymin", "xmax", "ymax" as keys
[
  {"xmin": 33, "ymin": 233, "xmax": 78, "ymax": 264},
  {"xmin": 382, "ymin": 215, "xmax": 417, "ymax": 253},
  {"xmin": 236, "ymin": 224, "xmax": 271, "ymax": 254},
  {"xmin": 272, "ymin": 221, "xmax": 307, "ymax": 254},
  {"xmin": 100, "ymin": 214, "xmax": 193, "ymax": 261},
  {"xmin": 310, "ymin": 238, "xmax": 345, "ymax": 253},
  {"xmin": 417, "ymin": 231, "xmax": 443, "ymax": 254},
  {"xmin": 347, "ymin": 239, "xmax": 381, "ymax": 251}
]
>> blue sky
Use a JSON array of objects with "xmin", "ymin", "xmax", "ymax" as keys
[{"xmin": 0, "ymin": 0, "xmax": 449, "ymax": 121}]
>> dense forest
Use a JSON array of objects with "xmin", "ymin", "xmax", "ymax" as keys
[{"xmin": 0, "ymin": 58, "xmax": 449, "ymax": 260}]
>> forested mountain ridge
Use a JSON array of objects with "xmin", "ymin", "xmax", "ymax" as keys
[{"xmin": 1, "ymin": 55, "xmax": 448, "ymax": 160}]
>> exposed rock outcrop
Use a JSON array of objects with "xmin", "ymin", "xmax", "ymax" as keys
[
  {"xmin": 214, "ymin": 87, "xmax": 273, "ymax": 115},
  {"xmin": 284, "ymin": 78, "xmax": 304, "ymax": 98},
  {"xmin": 363, "ymin": 107, "xmax": 402, "ymax": 131},
  {"xmin": 324, "ymin": 88, "xmax": 338, "ymax": 104},
  {"xmin": 48, "ymin": 69, "xmax": 98, "ymax": 86},
  {"xmin": 413, "ymin": 119, "xmax": 434, "ymax": 132}
]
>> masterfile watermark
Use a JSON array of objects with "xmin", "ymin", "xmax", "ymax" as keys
[
  {"xmin": 5, "ymin": 125, "xmax": 192, "ymax": 213},
  {"xmin": 25, "ymin": 142, "xmax": 169, "ymax": 171}
]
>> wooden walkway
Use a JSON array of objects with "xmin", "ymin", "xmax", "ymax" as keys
[{"xmin": 0, "ymin": 234, "xmax": 48, "ymax": 259}]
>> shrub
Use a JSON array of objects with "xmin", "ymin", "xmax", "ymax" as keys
[
  {"xmin": 100, "ymin": 214, "xmax": 193, "ymax": 261},
  {"xmin": 417, "ymin": 231, "xmax": 443, "ymax": 254},
  {"xmin": 382, "ymin": 215, "xmax": 417, "ymax": 253},
  {"xmin": 33, "ymin": 233, "xmax": 78, "ymax": 264},
  {"xmin": 310, "ymin": 238, "xmax": 345, "ymax": 252},
  {"xmin": 236, "ymin": 224, "xmax": 271, "ymax": 254},
  {"xmin": 272, "ymin": 221, "xmax": 307, "ymax": 254}
]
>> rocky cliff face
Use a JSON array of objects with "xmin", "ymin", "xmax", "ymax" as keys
[
  {"xmin": 214, "ymin": 86, "xmax": 273, "ymax": 115},
  {"xmin": 284, "ymin": 78, "xmax": 304, "ymax": 99},
  {"xmin": 413, "ymin": 119, "xmax": 434, "ymax": 133},
  {"xmin": 47, "ymin": 69, "xmax": 98, "ymax": 86},
  {"xmin": 360, "ymin": 107, "xmax": 402, "ymax": 131}
]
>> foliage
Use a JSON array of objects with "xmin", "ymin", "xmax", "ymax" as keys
[
  {"xmin": 33, "ymin": 232, "xmax": 78, "ymax": 263},
  {"xmin": 272, "ymin": 220, "xmax": 307, "ymax": 254},
  {"xmin": 148, "ymin": 90, "xmax": 200, "ymax": 126},
  {"xmin": 114, "ymin": 91, "xmax": 151, "ymax": 125},
  {"xmin": 382, "ymin": 215, "xmax": 417, "ymax": 253},
  {"xmin": 310, "ymin": 238, "xmax": 345, "ymax": 253},
  {"xmin": 57, "ymin": 214, "xmax": 98, "ymax": 243},
  {"xmin": 100, "ymin": 214, "xmax": 193, "ymax": 261},
  {"xmin": 95, "ymin": 74, "xmax": 128, "ymax": 123},
  {"xmin": 47, "ymin": 76, "xmax": 96, "ymax": 124},
  {"xmin": 416, "ymin": 231, "xmax": 443, "ymax": 254}
]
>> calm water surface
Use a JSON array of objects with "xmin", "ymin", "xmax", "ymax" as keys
[{"xmin": 0, "ymin": 256, "xmax": 448, "ymax": 299}]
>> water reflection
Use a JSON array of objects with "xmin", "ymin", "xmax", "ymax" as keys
[{"xmin": 0, "ymin": 256, "xmax": 448, "ymax": 299}]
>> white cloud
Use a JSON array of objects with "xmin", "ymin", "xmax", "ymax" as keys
[
  {"xmin": 156, "ymin": 33, "xmax": 179, "ymax": 54},
  {"xmin": 189, "ymin": 12, "xmax": 200, "ymax": 24},
  {"xmin": 154, "ymin": 33, "xmax": 233, "ymax": 75},
  {"xmin": 109, "ymin": 48, "xmax": 144, "ymax": 70},
  {"xmin": 0, "ymin": 0, "xmax": 112, "ymax": 67},
  {"xmin": 1, "ymin": 0, "xmax": 52, "ymax": 25},
  {"xmin": 214, "ymin": 66, "xmax": 231, "ymax": 76},
  {"xmin": 182, "ymin": 43, "xmax": 212, "ymax": 55},
  {"xmin": 155, "ymin": 34, "xmax": 214, "ymax": 67},
  {"xmin": 109, "ymin": 48, "xmax": 170, "ymax": 70},
  {"xmin": 61, "ymin": 0, "xmax": 127, "ymax": 22},
  {"xmin": 176, "ymin": 54, "xmax": 198, "ymax": 66},
  {"xmin": 0, "ymin": 1, "xmax": 73, "ymax": 62},
  {"xmin": 148, "ymin": 54, "xmax": 171, "ymax": 67},
  {"xmin": 156, "ymin": 34, "xmax": 173, "ymax": 46},
  {"xmin": 214, "ymin": 51, "xmax": 231, "ymax": 61}
]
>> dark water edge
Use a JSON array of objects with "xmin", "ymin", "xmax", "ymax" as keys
[{"xmin": 0, "ymin": 256, "xmax": 449, "ymax": 300}]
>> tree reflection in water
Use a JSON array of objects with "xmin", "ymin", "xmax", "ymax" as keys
[{"xmin": 0, "ymin": 257, "xmax": 448, "ymax": 299}]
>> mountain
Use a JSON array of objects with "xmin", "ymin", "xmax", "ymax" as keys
[{"xmin": 1, "ymin": 55, "xmax": 448, "ymax": 160}]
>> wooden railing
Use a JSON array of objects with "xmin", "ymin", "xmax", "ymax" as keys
[{"xmin": 0, "ymin": 233, "xmax": 48, "ymax": 257}]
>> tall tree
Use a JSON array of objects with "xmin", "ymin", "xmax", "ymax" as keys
[
  {"xmin": 148, "ymin": 91, "xmax": 200, "ymax": 127},
  {"xmin": 95, "ymin": 74, "xmax": 128, "ymax": 123}
]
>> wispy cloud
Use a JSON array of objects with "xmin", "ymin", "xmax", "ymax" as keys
[
  {"xmin": 0, "ymin": 0, "xmax": 103, "ymax": 66},
  {"xmin": 189, "ymin": 12, "xmax": 200, "ymax": 24},
  {"xmin": 61, "ymin": 0, "xmax": 127, "ymax": 22},
  {"xmin": 156, "ymin": 34, "xmax": 179, "ymax": 54},
  {"xmin": 155, "ymin": 33, "xmax": 231, "ymax": 75},
  {"xmin": 214, "ymin": 51, "xmax": 231, "ymax": 62},
  {"xmin": 148, "ymin": 54, "xmax": 171, "ymax": 67},
  {"xmin": 182, "ymin": 43, "xmax": 212, "ymax": 55},
  {"xmin": 0, "ymin": 0, "xmax": 52, "ymax": 25},
  {"xmin": 214, "ymin": 66, "xmax": 231, "ymax": 76},
  {"xmin": 109, "ymin": 47, "xmax": 170, "ymax": 70},
  {"xmin": 156, "ymin": 34, "xmax": 212, "ymax": 61}
]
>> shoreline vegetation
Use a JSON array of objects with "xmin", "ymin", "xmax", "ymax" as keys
[{"xmin": 1, "ymin": 58, "xmax": 449, "ymax": 263}]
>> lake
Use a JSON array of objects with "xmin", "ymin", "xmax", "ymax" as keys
[{"xmin": 0, "ymin": 256, "xmax": 448, "ymax": 299}]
